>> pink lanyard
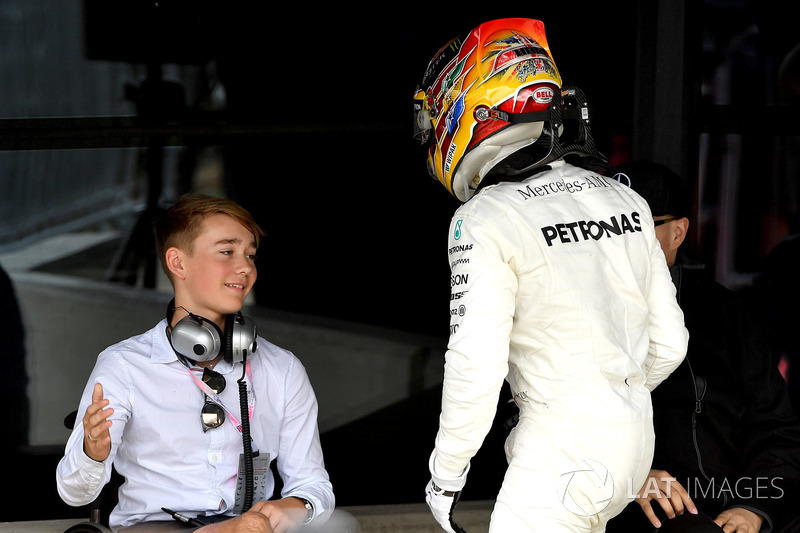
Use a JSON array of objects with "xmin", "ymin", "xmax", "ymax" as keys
[{"xmin": 185, "ymin": 361, "xmax": 255, "ymax": 434}]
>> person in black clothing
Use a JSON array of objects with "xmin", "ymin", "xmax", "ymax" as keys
[
  {"xmin": 751, "ymin": 234, "xmax": 800, "ymax": 416},
  {"xmin": 606, "ymin": 160, "xmax": 800, "ymax": 533}
]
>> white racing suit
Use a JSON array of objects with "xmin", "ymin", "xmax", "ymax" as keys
[{"xmin": 429, "ymin": 160, "xmax": 688, "ymax": 532}]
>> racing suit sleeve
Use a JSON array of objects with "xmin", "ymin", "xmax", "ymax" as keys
[
  {"xmin": 430, "ymin": 212, "xmax": 515, "ymax": 489},
  {"xmin": 641, "ymin": 224, "xmax": 689, "ymax": 391},
  {"xmin": 56, "ymin": 350, "xmax": 129, "ymax": 506}
]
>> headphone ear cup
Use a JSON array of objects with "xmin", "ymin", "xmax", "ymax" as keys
[
  {"xmin": 227, "ymin": 313, "xmax": 257, "ymax": 364},
  {"xmin": 171, "ymin": 314, "xmax": 223, "ymax": 361}
]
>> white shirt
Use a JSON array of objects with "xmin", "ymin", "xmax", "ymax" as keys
[
  {"xmin": 56, "ymin": 319, "xmax": 334, "ymax": 527},
  {"xmin": 431, "ymin": 161, "xmax": 689, "ymax": 487}
]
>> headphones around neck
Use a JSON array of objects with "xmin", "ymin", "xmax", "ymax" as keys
[{"xmin": 166, "ymin": 299, "xmax": 257, "ymax": 364}]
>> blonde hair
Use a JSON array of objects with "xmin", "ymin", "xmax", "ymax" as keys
[{"xmin": 154, "ymin": 194, "xmax": 265, "ymax": 281}]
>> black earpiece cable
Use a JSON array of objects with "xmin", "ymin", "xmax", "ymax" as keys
[{"xmin": 238, "ymin": 351, "xmax": 254, "ymax": 512}]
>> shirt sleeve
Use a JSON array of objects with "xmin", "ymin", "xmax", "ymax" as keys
[
  {"xmin": 56, "ymin": 349, "xmax": 130, "ymax": 506},
  {"xmin": 273, "ymin": 354, "xmax": 335, "ymax": 523}
]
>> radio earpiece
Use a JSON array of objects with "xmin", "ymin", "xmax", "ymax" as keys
[{"xmin": 166, "ymin": 299, "xmax": 257, "ymax": 364}]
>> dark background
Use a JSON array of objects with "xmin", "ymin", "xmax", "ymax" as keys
[{"xmin": 162, "ymin": 3, "xmax": 639, "ymax": 338}]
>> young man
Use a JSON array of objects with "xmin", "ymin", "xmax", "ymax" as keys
[
  {"xmin": 57, "ymin": 194, "xmax": 334, "ymax": 531},
  {"xmin": 413, "ymin": 18, "xmax": 688, "ymax": 532},
  {"xmin": 607, "ymin": 160, "xmax": 800, "ymax": 533}
]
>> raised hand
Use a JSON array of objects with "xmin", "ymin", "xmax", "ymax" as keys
[{"xmin": 82, "ymin": 382, "xmax": 114, "ymax": 462}]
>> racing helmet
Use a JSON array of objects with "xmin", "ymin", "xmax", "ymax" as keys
[{"xmin": 413, "ymin": 18, "xmax": 563, "ymax": 201}]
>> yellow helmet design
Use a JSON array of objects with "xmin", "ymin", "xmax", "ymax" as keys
[{"xmin": 413, "ymin": 18, "xmax": 563, "ymax": 201}]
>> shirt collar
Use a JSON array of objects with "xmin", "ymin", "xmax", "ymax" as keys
[{"xmin": 153, "ymin": 318, "xmax": 181, "ymax": 365}]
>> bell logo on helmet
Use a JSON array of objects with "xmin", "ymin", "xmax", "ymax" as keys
[{"xmin": 533, "ymin": 86, "xmax": 555, "ymax": 104}]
